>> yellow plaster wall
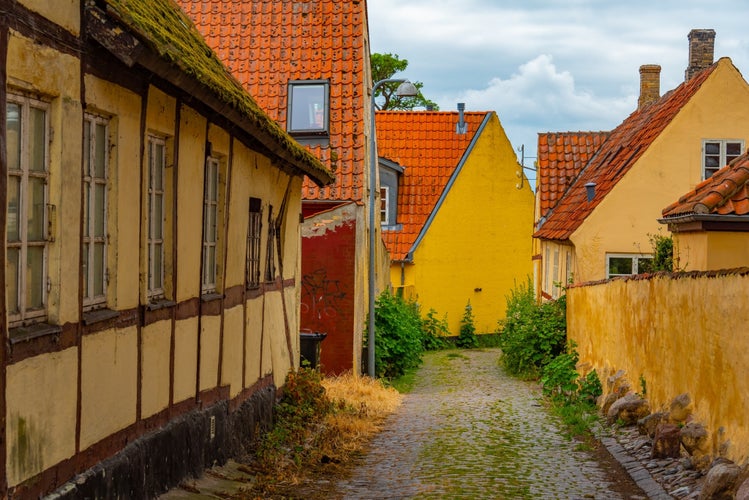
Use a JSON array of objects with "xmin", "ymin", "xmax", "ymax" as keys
[
  {"xmin": 175, "ymin": 105, "xmax": 208, "ymax": 302},
  {"xmin": 18, "ymin": 0, "xmax": 79, "ymax": 34},
  {"xmin": 571, "ymin": 59, "xmax": 749, "ymax": 282},
  {"xmin": 6, "ymin": 349, "xmax": 78, "ymax": 487},
  {"xmin": 568, "ymin": 273, "xmax": 749, "ymax": 463},
  {"xmin": 246, "ymin": 298, "xmax": 264, "ymax": 384},
  {"xmin": 84, "ymin": 75, "xmax": 142, "ymax": 309},
  {"xmin": 141, "ymin": 320, "xmax": 171, "ymax": 418},
  {"xmin": 264, "ymin": 291, "xmax": 291, "ymax": 388},
  {"xmin": 199, "ymin": 314, "xmax": 221, "ymax": 392},
  {"xmin": 401, "ymin": 113, "xmax": 534, "ymax": 334},
  {"xmin": 80, "ymin": 327, "xmax": 138, "ymax": 450},
  {"xmin": 674, "ymin": 231, "xmax": 749, "ymax": 271},
  {"xmin": 173, "ymin": 317, "xmax": 198, "ymax": 403},
  {"xmin": 222, "ymin": 306, "xmax": 244, "ymax": 397}
]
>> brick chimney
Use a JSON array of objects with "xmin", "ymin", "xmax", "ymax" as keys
[
  {"xmin": 685, "ymin": 29, "xmax": 716, "ymax": 80},
  {"xmin": 638, "ymin": 65, "xmax": 661, "ymax": 110}
]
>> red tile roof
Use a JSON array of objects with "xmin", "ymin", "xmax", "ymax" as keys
[
  {"xmin": 177, "ymin": 0, "xmax": 368, "ymax": 203},
  {"xmin": 536, "ymin": 131, "xmax": 609, "ymax": 220},
  {"xmin": 534, "ymin": 62, "xmax": 718, "ymax": 240},
  {"xmin": 662, "ymin": 150, "xmax": 749, "ymax": 217},
  {"xmin": 376, "ymin": 110, "xmax": 490, "ymax": 260}
]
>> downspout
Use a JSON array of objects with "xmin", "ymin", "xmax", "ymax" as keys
[{"xmin": 400, "ymin": 261, "xmax": 405, "ymax": 287}]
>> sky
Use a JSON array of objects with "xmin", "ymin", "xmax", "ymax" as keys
[{"xmin": 367, "ymin": 0, "xmax": 749, "ymax": 186}]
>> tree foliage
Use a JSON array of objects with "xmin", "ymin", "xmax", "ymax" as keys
[{"xmin": 371, "ymin": 52, "xmax": 438, "ymax": 111}]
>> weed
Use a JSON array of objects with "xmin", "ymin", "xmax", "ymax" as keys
[
  {"xmin": 455, "ymin": 301, "xmax": 479, "ymax": 348},
  {"xmin": 422, "ymin": 308, "xmax": 450, "ymax": 350}
]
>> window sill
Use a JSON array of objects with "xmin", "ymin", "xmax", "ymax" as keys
[
  {"xmin": 382, "ymin": 223, "xmax": 403, "ymax": 231},
  {"xmin": 9, "ymin": 322, "xmax": 63, "ymax": 344},
  {"xmin": 82, "ymin": 308, "xmax": 120, "ymax": 326},
  {"xmin": 201, "ymin": 292, "xmax": 223, "ymax": 303},
  {"xmin": 146, "ymin": 299, "xmax": 177, "ymax": 312}
]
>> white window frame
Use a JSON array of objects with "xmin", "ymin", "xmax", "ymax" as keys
[
  {"xmin": 702, "ymin": 139, "xmax": 744, "ymax": 180},
  {"xmin": 202, "ymin": 156, "xmax": 219, "ymax": 294},
  {"xmin": 380, "ymin": 186, "xmax": 389, "ymax": 225},
  {"xmin": 147, "ymin": 136, "xmax": 166, "ymax": 300},
  {"xmin": 6, "ymin": 94, "xmax": 50, "ymax": 326},
  {"xmin": 552, "ymin": 247, "xmax": 560, "ymax": 298},
  {"xmin": 606, "ymin": 253, "xmax": 653, "ymax": 278},
  {"xmin": 82, "ymin": 113, "xmax": 109, "ymax": 310}
]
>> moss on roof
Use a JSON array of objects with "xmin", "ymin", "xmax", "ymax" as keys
[{"xmin": 103, "ymin": 0, "xmax": 333, "ymax": 186}]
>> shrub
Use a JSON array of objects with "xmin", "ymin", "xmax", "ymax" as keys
[
  {"xmin": 422, "ymin": 308, "xmax": 450, "ymax": 350},
  {"xmin": 366, "ymin": 291, "xmax": 424, "ymax": 379},
  {"xmin": 455, "ymin": 301, "xmax": 479, "ymax": 348},
  {"xmin": 540, "ymin": 347, "xmax": 579, "ymax": 404},
  {"xmin": 498, "ymin": 278, "xmax": 566, "ymax": 378}
]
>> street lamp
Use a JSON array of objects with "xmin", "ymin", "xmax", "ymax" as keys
[{"xmin": 368, "ymin": 79, "xmax": 418, "ymax": 378}]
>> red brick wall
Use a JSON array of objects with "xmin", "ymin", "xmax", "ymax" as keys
[{"xmin": 300, "ymin": 219, "xmax": 357, "ymax": 374}]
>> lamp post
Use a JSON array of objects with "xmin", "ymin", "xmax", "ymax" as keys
[{"xmin": 368, "ymin": 78, "xmax": 418, "ymax": 378}]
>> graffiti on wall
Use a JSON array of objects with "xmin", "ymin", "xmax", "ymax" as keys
[{"xmin": 300, "ymin": 268, "xmax": 346, "ymax": 320}]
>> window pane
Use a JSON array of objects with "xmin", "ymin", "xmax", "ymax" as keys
[
  {"xmin": 638, "ymin": 257, "xmax": 654, "ymax": 274},
  {"xmin": 27, "ymin": 177, "xmax": 46, "ymax": 241},
  {"xmin": 7, "ymin": 103, "xmax": 20, "ymax": 170},
  {"xmin": 84, "ymin": 120, "xmax": 91, "ymax": 176},
  {"xmin": 7, "ymin": 175, "xmax": 20, "ymax": 242},
  {"xmin": 153, "ymin": 243, "xmax": 163, "ymax": 290},
  {"xmin": 82, "ymin": 242, "xmax": 90, "ymax": 298},
  {"xmin": 608, "ymin": 257, "xmax": 633, "ymax": 275},
  {"xmin": 726, "ymin": 142, "xmax": 742, "ymax": 156},
  {"xmin": 208, "ymin": 206, "xmax": 217, "ymax": 243},
  {"xmin": 154, "ymin": 193, "xmax": 163, "ymax": 239},
  {"xmin": 7, "ymin": 248, "xmax": 19, "ymax": 314},
  {"xmin": 704, "ymin": 156, "xmax": 720, "ymax": 168},
  {"xmin": 83, "ymin": 183, "xmax": 90, "ymax": 238},
  {"xmin": 203, "ymin": 246, "xmax": 215, "ymax": 287},
  {"xmin": 94, "ymin": 123, "xmax": 107, "ymax": 178},
  {"xmin": 93, "ymin": 242, "xmax": 105, "ymax": 296},
  {"xmin": 29, "ymin": 107, "xmax": 46, "ymax": 172},
  {"xmin": 94, "ymin": 183, "xmax": 106, "ymax": 237},
  {"xmin": 704, "ymin": 142, "xmax": 720, "ymax": 155},
  {"xmin": 153, "ymin": 144, "xmax": 164, "ymax": 190},
  {"xmin": 289, "ymin": 84, "xmax": 326, "ymax": 131},
  {"xmin": 26, "ymin": 246, "xmax": 44, "ymax": 310}
]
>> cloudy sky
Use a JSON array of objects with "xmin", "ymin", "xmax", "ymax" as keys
[{"xmin": 368, "ymin": 0, "xmax": 749, "ymax": 185}]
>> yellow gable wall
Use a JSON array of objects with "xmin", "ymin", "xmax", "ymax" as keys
[
  {"xmin": 571, "ymin": 59, "xmax": 749, "ymax": 282},
  {"xmin": 399, "ymin": 113, "xmax": 534, "ymax": 335}
]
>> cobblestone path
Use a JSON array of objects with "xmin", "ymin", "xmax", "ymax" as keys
[{"xmin": 336, "ymin": 348, "xmax": 639, "ymax": 499}]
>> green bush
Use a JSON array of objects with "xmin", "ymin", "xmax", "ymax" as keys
[
  {"xmin": 455, "ymin": 301, "xmax": 479, "ymax": 348},
  {"xmin": 498, "ymin": 278, "xmax": 567, "ymax": 378},
  {"xmin": 366, "ymin": 291, "xmax": 425, "ymax": 379},
  {"xmin": 422, "ymin": 308, "xmax": 450, "ymax": 350}
]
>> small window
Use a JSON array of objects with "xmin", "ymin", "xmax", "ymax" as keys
[
  {"xmin": 607, "ymin": 254, "xmax": 653, "ymax": 278},
  {"xmin": 202, "ymin": 157, "xmax": 220, "ymax": 294},
  {"xmin": 380, "ymin": 186, "xmax": 389, "ymax": 225},
  {"xmin": 147, "ymin": 136, "xmax": 166, "ymax": 300},
  {"xmin": 265, "ymin": 205, "xmax": 276, "ymax": 282},
  {"xmin": 552, "ymin": 247, "xmax": 560, "ymax": 298},
  {"xmin": 703, "ymin": 140, "xmax": 744, "ymax": 179},
  {"xmin": 6, "ymin": 95, "xmax": 50, "ymax": 325},
  {"xmin": 287, "ymin": 81, "xmax": 329, "ymax": 136},
  {"xmin": 246, "ymin": 198, "xmax": 262, "ymax": 289},
  {"xmin": 83, "ymin": 113, "xmax": 109, "ymax": 310}
]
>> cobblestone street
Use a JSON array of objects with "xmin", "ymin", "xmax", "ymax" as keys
[{"xmin": 336, "ymin": 348, "xmax": 645, "ymax": 499}]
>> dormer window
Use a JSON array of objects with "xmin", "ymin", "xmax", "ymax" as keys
[
  {"xmin": 378, "ymin": 157, "xmax": 404, "ymax": 229},
  {"xmin": 287, "ymin": 80, "xmax": 329, "ymax": 139}
]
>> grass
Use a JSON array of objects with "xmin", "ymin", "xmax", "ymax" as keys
[
  {"xmin": 549, "ymin": 399, "xmax": 600, "ymax": 448},
  {"xmin": 242, "ymin": 371, "xmax": 402, "ymax": 498}
]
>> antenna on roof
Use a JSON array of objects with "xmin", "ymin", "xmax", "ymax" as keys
[{"xmin": 516, "ymin": 144, "xmax": 537, "ymax": 189}]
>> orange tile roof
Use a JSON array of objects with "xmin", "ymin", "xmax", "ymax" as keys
[
  {"xmin": 662, "ymin": 150, "xmax": 749, "ymax": 217},
  {"xmin": 376, "ymin": 110, "xmax": 490, "ymax": 260},
  {"xmin": 177, "ymin": 0, "xmax": 368, "ymax": 203},
  {"xmin": 534, "ymin": 62, "xmax": 718, "ymax": 240},
  {"xmin": 536, "ymin": 131, "xmax": 609, "ymax": 219}
]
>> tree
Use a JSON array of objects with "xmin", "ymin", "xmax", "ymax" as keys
[{"xmin": 371, "ymin": 53, "xmax": 438, "ymax": 111}]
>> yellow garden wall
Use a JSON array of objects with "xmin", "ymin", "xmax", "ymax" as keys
[
  {"xmin": 568, "ymin": 272, "xmax": 749, "ymax": 463},
  {"xmin": 400, "ymin": 113, "xmax": 534, "ymax": 335}
]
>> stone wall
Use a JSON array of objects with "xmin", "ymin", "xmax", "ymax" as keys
[{"xmin": 567, "ymin": 269, "xmax": 749, "ymax": 464}]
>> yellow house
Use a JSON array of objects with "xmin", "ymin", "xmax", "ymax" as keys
[
  {"xmin": 376, "ymin": 107, "xmax": 534, "ymax": 335},
  {"xmin": 534, "ymin": 30, "xmax": 749, "ymax": 293},
  {"xmin": 660, "ymin": 150, "xmax": 749, "ymax": 270},
  {"xmin": 2, "ymin": 0, "xmax": 331, "ymax": 497}
]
